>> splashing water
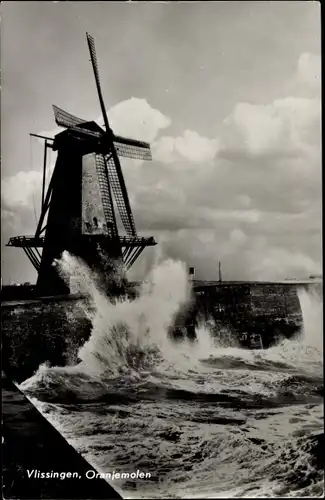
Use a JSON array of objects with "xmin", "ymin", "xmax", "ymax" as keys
[
  {"xmin": 298, "ymin": 287, "xmax": 323, "ymax": 353},
  {"xmin": 19, "ymin": 254, "xmax": 323, "ymax": 499},
  {"xmin": 21, "ymin": 252, "xmax": 196, "ymax": 397},
  {"xmin": 250, "ymin": 287, "xmax": 323, "ymax": 378},
  {"xmin": 62, "ymin": 252, "xmax": 192, "ymax": 373},
  {"xmin": 21, "ymin": 253, "xmax": 323, "ymax": 397}
]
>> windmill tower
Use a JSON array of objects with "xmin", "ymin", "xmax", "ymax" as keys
[{"xmin": 7, "ymin": 33, "xmax": 156, "ymax": 296}]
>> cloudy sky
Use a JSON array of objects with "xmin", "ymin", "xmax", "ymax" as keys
[{"xmin": 1, "ymin": 1, "xmax": 321, "ymax": 284}]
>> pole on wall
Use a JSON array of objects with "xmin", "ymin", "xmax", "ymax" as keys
[
  {"xmin": 219, "ymin": 261, "xmax": 222, "ymax": 283},
  {"xmin": 189, "ymin": 266, "xmax": 195, "ymax": 282}
]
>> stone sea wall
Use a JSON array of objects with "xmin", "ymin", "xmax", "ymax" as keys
[
  {"xmin": 2, "ymin": 300, "xmax": 92, "ymax": 383},
  {"xmin": 2, "ymin": 281, "xmax": 322, "ymax": 381},
  {"xmin": 174, "ymin": 282, "xmax": 322, "ymax": 347}
]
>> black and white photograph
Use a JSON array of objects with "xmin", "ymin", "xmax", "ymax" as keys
[{"xmin": 1, "ymin": 1, "xmax": 323, "ymax": 499}]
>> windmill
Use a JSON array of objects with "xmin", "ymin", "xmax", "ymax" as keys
[{"xmin": 7, "ymin": 32, "xmax": 156, "ymax": 295}]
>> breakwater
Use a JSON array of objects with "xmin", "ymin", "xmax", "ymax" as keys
[
  {"xmin": 197, "ymin": 281, "xmax": 321, "ymax": 345},
  {"xmin": 172, "ymin": 280, "xmax": 322, "ymax": 348},
  {"xmin": 2, "ymin": 280, "xmax": 322, "ymax": 382}
]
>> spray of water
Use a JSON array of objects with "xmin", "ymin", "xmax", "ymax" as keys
[
  {"xmin": 298, "ymin": 287, "xmax": 323, "ymax": 353},
  {"xmin": 58, "ymin": 251, "xmax": 195, "ymax": 375},
  {"xmin": 258, "ymin": 287, "xmax": 323, "ymax": 376},
  {"xmin": 21, "ymin": 252, "xmax": 323, "ymax": 399}
]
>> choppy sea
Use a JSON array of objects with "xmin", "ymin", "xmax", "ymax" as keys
[{"xmin": 19, "ymin": 255, "xmax": 323, "ymax": 498}]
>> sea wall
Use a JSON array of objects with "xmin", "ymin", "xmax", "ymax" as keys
[
  {"xmin": 194, "ymin": 281, "xmax": 321, "ymax": 318},
  {"xmin": 2, "ymin": 300, "xmax": 92, "ymax": 383},
  {"xmin": 197, "ymin": 282, "xmax": 301, "ymax": 317},
  {"xmin": 173, "ymin": 281, "xmax": 322, "ymax": 347},
  {"xmin": 2, "ymin": 281, "xmax": 322, "ymax": 382}
]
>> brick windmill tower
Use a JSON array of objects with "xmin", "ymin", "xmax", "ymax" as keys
[{"xmin": 7, "ymin": 33, "xmax": 156, "ymax": 295}]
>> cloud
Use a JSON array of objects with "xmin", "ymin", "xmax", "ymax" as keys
[
  {"xmin": 153, "ymin": 130, "xmax": 219, "ymax": 164},
  {"xmin": 128, "ymin": 51, "xmax": 321, "ymax": 280},
  {"xmin": 2, "ymin": 170, "xmax": 42, "ymax": 208},
  {"xmin": 249, "ymin": 247, "xmax": 321, "ymax": 281},
  {"xmin": 297, "ymin": 52, "xmax": 321, "ymax": 91},
  {"xmin": 237, "ymin": 195, "xmax": 252, "ymax": 208},
  {"xmin": 99, "ymin": 97, "xmax": 171, "ymax": 142},
  {"xmin": 132, "ymin": 228, "xmax": 320, "ymax": 282},
  {"xmin": 223, "ymin": 96, "xmax": 320, "ymax": 155},
  {"xmin": 1, "ymin": 208, "xmax": 16, "ymax": 231},
  {"xmin": 230, "ymin": 228, "xmax": 247, "ymax": 246},
  {"xmin": 221, "ymin": 50, "xmax": 321, "ymax": 157}
]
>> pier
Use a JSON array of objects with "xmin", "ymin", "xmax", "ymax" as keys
[{"xmin": 2, "ymin": 372, "xmax": 121, "ymax": 499}]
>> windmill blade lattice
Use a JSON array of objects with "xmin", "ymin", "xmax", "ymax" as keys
[
  {"xmin": 86, "ymin": 32, "xmax": 111, "ymax": 133},
  {"xmin": 71, "ymin": 125, "xmax": 102, "ymax": 139},
  {"xmin": 114, "ymin": 136, "xmax": 152, "ymax": 161},
  {"xmin": 86, "ymin": 33, "xmax": 102, "ymax": 94},
  {"xmin": 96, "ymin": 154, "xmax": 118, "ymax": 237},
  {"xmin": 106, "ymin": 153, "xmax": 137, "ymax": 237},
  {"xmin": 53, "ymin": 105, "xmax": 89, "ymax": 129}
]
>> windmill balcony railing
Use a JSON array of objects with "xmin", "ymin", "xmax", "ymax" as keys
[
  {"xmin": 7, "ymin": 236, "xmax": 45, "ymax": 248},
  {"xmin": 7, "ymin": 235, "xmax": 157, "ymax": 248}
]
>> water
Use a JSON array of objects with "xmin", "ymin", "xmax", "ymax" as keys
[{"xmin": 20, "ymin": 253, "xmax": 323, "ymax": 498}]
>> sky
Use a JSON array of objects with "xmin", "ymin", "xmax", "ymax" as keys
[{"xmin": 1, "ymin": 1, "xmax": 322, "ymax": 284}]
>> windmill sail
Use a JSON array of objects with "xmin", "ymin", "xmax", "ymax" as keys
[
  {"xmin": 106, "ymin": 154, "xmax": 137, "ymax": 237},
  {"xmin": 53, "ymin": 105, "xmax": 152, "ymax": 159},
  {"xmin": 53, "ymin": 105, "xmax": 89, "ymax": 129},
  {"xmin": 86, "ymin": 32, "xmax": 111, "ymax": 133},
  {"xmin": 95, "ymin": 154, "xmax": 118, "ymax": 236},
  {"xmin": 86, "ymin": 32, "xmax": 141, "ymax": 239},
  {"xmin": 70, "ymin": 125, "xmax": 102, "ymax": 139},
  {"xmin": 82, "ymin": 153, "xmax": 118, "ymax": 237},
  {"xmin": 114, "ymin": 135, "xmax": 152, "ymax": 161}
]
